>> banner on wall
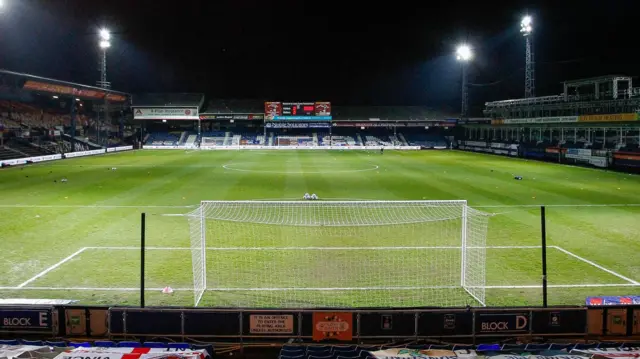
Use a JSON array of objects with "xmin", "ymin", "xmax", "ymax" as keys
[
  {"xmin": 579, "ymin": 113, "xmax": 638, "ymax": 122},
  {"xmin": 134, "ymin": 108, "xmax": 199, "ymax": 120},
  {"xmin": 312, "ymin": 312, "xmax": 352, "ymax": 341}
]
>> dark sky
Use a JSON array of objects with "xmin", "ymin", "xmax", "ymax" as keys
[{"xmin": 0, "ymin": 0, "xmax": 637, "ymax": 113}]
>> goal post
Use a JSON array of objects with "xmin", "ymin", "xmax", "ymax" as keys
[{"xmin": 186, "ymin": 200, "xmax": 489, "ymax": 307}]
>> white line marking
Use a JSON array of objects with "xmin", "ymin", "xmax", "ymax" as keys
[
  {"xmin": 475, "ymin": 204, "xmax": 640, "ymax": 208},
  {"xmin": 553, "ymin": 246, "xmax": 640, "ymax": 285},
  {"xmin": 1, "ymin": 283, "xmax": 637, "ymax": 292},
  {"xmin": 0, "ymin": 286, "xmax": 193, "ymax": 291},
  {"xmin": 222, "ymin": 163, "xmax": 379, "ymax": 174},
  {"xmin": 85, "ymin": 245, "xmax": 540, "ymax": 251},
  {"xmin": 16, "ymin": 247, "xmax": 87, "ymax": 288},
  {"xmin": 0, "ymin": 205, "xmax": 196, "ymax": 209},
  {"xmin": 482, "ymin": 283, "xmax": 640, "ymax": 289}
]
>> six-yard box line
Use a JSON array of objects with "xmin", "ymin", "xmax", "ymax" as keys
[{"xmin": 1, "ymin": 244, "xmax": 637, "ymax": 292}]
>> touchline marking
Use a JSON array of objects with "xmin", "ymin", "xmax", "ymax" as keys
[
  {"xmin": 85, "ymin": 245, "xmax": 540, "ymax": 251},
  {"xmin": 481, "ymin": 283, "xmax": 640, "ymax": 289},
  {"xmin": 553, "ymin": 246, "xmax": 640, "ymax": 285},
  {"xmin": 17, "ymin": 247, "xmax": 87, "ymax": 288},
  {"xmin": 0, "ymin": 205, "xmax": 196, "ymax": 209},
  {"xmin": 475, "ymin": 203, "xmax": 640, "ymax": 208},
  {"xmin": 2, "ymin": 284, "xmax": 637, "ymax": 291}
]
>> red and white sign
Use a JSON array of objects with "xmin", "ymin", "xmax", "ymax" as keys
[
  {"xmin": 55, "ymin": 347, "xmax": 209, "ymax": 359},
  {"xmin": 134, "ymin": 107, "xmax": 199, "ymax": 120}
]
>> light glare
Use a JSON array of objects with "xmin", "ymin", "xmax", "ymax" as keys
[
  {"xmin": 99, "ymin": 28, "xmax": 111, "ymax": 41},
  {"xmin": 456, "ymin": 44, "xmax": 473, "ymax": 61},
  {"xmin": 99, "ymin": 40, "xmax": 111, "ymax": 49},
  {"xmin": 520, "ymin": 15, "xmax": 533, "ymax": 35}
]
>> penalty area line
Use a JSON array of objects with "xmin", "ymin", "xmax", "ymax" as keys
[
  {"xmin": 3, "ymin": 284, "xmax": 638, "ymax": 292},
  {"xmin": 85, "ymin": 245, "xmax": 543, "ymax": 251},
  {"xmin": 552, "ymin": 246, "xmax": 640, "ymax": 285},
  {"xmin": 16, "ymin": 247, "xmax": 88, "ymax": 288}
]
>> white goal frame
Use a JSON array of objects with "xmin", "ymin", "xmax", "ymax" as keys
[{"xmin": 187, "ymin": 200, "xmax": 488, "ymax": 308}]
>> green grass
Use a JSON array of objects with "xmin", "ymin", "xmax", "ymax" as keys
[{"xmin": 0, "ymin": 149, "xmax": 639, "ymax": 308}]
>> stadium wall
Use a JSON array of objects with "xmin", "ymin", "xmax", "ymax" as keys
[
  {"xmin": 4, "ymin": 304, "xmax": 640, "ymax": 341},
  {"xmin": 143, "ymin": 145, "xmax": 421, "ymax": 150},
  {"xmin": 0, "ymin": 146, "xmax": 133, "ymax": 167},
  {"xmin": 457, "ymin": 141, "xmax": 611, "ymax": 169}
]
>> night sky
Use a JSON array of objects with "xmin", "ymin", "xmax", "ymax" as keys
[{"xmin": 0, "ymin": 0, "xmax": 636, "ymax": 114}]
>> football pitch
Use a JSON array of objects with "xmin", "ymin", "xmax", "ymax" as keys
[{"xmin": 1, "ymin": 149, "xmax": 639, "ymax": 307}]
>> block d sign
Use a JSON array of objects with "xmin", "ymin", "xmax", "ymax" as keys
[
  {"xmin": 0, "ymin": 308, "xmax": 52, "ymax": 331},
  {"xmin": 475, "ymin": 312, "xmax": 529, "ymax": 333},
  {"xmin": 249, "ymin": 314, "xmax": 294, "ymax": 334}
]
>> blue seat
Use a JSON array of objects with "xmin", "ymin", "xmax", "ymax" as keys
[
  {"xmin": 308, "ymin": 355, "xmax": 333, "ymax": 359},
  {"xmin": 168, "ymin": 343, "xmax": 190, "ymax": 350},
  {"xmin": 46, "ymin": 341, "xmax": 68, "ymax": 347},
  {"xmin": 476, "ymin": 344, "xmax": 501, "ymax": 352},
  {"xmin": 307, "ymin": 346, "xmax": 331, "ymax": 353},
  {"xmin": 573, "ymin": 343, "xmax": 598, "ymax": 350},
  {"xmin": 429, "ymin": 344, "xmax": 452, "ymax": 350},
  {"xmin": 118, "ymin": 341, "xmax": 142, "ymax": 348},
  {"xmin": 144, "ymin": 342, "xmax": 168, "ymax": 348},
  {"xmin": 333, "ymin": 346, "xmax": 357, "ymax": 353},
  {"xmin": 598, "ymin": 342, "xmax": 622, "ymax": 348},
  {"xmin": 335, "ymin": 351, "xmax": 359, "ymax": 358},
  {"xmin": 280, "ymin": 355, "xmax": 304, "ymax": 359},
  {"xmin": 622, "ymin": 342, "xmax": 640, "ymax": 348},
  {"xmin": 502, "ymin": 344, "xmax": 527, "ymax": 351},
  {"xmin": 406, "ymin": 344, "xmax": 428, "ymax": 349},
  {"xmin": 0, "ymin": 340, "xmax": 20, "ymax": 345},
  {"xmin": 281, "ymin": 349, "xmax": 306, "ymax": 357},
  {"xmin": 337, "ymin": 356, "xmax": 359, "ymax": 359},
  {"xmin": 69, "ymin": 342, "xmax": 91, "ymax": 348},
  {"xmin": 282, "ymin": 345, "xmax": 305, "ymax": 351},
  {"xmin": 525, "ymin": 344, "xmax": 550, "ymax": 351},
  {"xmin": 95, "ymin": 341, "xmax": 115, "ymax": 347},
  {"xmin": 549, "ymin": 344, "xmax": 572, "ymax": 350},
  {"xmin": 453, "ymin": 345, "xmax": 473, "ymax": 350}
]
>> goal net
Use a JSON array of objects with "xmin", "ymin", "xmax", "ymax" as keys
[{"xmin": 186, "ymin": 200, "xmax": 489, "ymax": 308}]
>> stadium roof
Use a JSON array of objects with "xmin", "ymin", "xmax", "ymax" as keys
[
  {"xmin": 132, "ymin": 93, "xmax": 205, "ymax": 108},
  {"xmin": 563, "ymin": 75, "xmax": 632, "ymax": 87},
  {"xmin": 0, "ymin": 68, "xmax": 129, "ymax": 102}
]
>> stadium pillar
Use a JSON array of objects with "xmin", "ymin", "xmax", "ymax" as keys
[
  {"xmin": 70, "ymin": 99, "xmax": 76, "ymax": 152},
  {"xmin": 541, "ymin": 206, "xmax": 548, "ymax": 307},
  {"xmin": 141, "ymin": 212, "xmax": 146, "ymax": 308}
]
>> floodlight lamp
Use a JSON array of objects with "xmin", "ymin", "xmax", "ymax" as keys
[
  {"xmin": 456, "ymin": 44, "xmax": 473, "ymax": 62},
  {"xmin": 520, "ymin": 16, "xmax": 533, "ymax": 35},
  {"xmin": 0, "ymin": 0, "xmax": 4, "ymax": 9},
  {"xmin": 99, "ymin": 28, "xmax": 111, "ymax": 41},
  {"xmin": 52, "ymin": 95, "xmax": 59, "ymax": 99},
  {"xmin": 99, "ymin": 40, "xmax": 111, "ymax": 49},
  {"xmin": 75, "ymin": 98, "xmax": 81, "ymax": 101}
]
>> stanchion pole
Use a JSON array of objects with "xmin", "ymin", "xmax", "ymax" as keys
[
  {"xmin": 541, "ymin": 206, "xmax": 548, "ymax": 307},
  {"xmin": 141, "ymin": 212, "xmax": 146, "ymax": 308}
]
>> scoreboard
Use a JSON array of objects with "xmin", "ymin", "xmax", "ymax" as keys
[{"xmin": 265, "ymin": 102, "xmax": 331, "ymax": 121}]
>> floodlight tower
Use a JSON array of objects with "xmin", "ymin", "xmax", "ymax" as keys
[
  {"xmin": 521, "ymin": 16, "xmax": 535, "ymax": 98},
  {"xmin": 98, "ymin": 29, "xmax": 111, "ymax": 89},
  {"xmin": 456, "ymin": 44, "xmax": 473, "ymax": 118}
]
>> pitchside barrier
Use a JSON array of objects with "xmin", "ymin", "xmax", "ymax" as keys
[
  {"xmin": 0, "ymin": 146, "xmax": 133, "ymax": 166},
  {"xmin": 4, "ymin": 305, "xmax": 640, "ymax": 341},
  {"xmin": 143, "ymin": 145, "xmax": 422, "ymax": 150}
]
